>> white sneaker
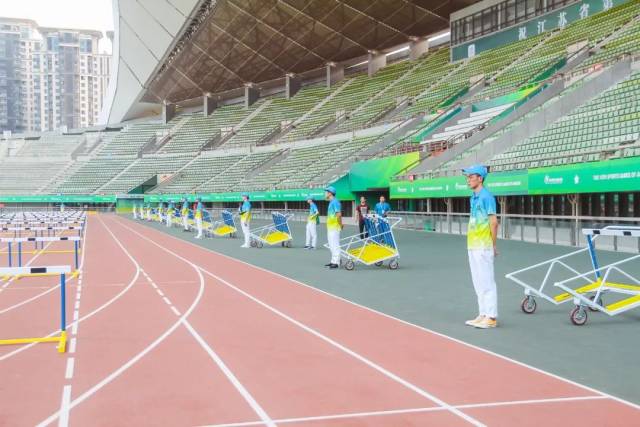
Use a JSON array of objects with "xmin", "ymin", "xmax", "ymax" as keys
[
  {"xmin": 240, "ymin": 244, "xmax": 250, "ymax": 248},
  {"xmin": 465, "ymin": 315, "xmax": 484, "ymax": 326}
]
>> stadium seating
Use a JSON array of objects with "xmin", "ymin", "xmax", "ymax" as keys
[
  {"xmin": 155, "ymin": 153, "xmax": 246, "ymax": 194},
  {"xmin": 99, "ymin": 154, "xmax": 194, "ymax": 193},
  {"xmin": 490, "ymin": 71, "xmax": 640, "ymax": 171},
  {"xmin": 198, "ymin": 151, "xmax": 282, "ymax": 193},
  {"xmin": 95, "ymin": 122, "xmax": 169, "ymax": 157},
  {"xmin": 0, "ymin": 160, "xmax": 71, "ymax": 194},
  {"xmin": 15, "ymin": 135, "xmax": 83, "ymax": 158},
  {"xmin": 53, "ymin": 157, "xmax": 136, "ymax": 194}
]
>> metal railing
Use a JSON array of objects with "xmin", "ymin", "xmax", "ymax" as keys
[{"xmin": 388, "ymin": 210, "xmax": 640, "ymax": 253}]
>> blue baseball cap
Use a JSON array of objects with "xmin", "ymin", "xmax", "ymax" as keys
[
  {"xmin": 462, "ymin": 165, "xmax": 488, "ymax": 179},
  {"xmin": 241, "ymin": 192, "xmax": 249, "ymax": 198},
  {"xmin": 324, "ymin": 186, "xmax": 336, "ymax": 195}
]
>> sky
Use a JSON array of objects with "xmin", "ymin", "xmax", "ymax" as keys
[{"xmin": 0, "ymin": 0, "xmax": 114, "ymax": 53}]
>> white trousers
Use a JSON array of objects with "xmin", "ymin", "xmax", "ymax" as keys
[
  {"xmin": 183, "ymin": 215, "xmax": 189, "ymax": 230},
  {"xmin": 166, "ymin": 213, "xmax": 172, "ymax": 227},
  {"xmin": 133, "ymin": 209, "xmax": 137, "ymax": 219},
  {"xmin": 305, "ymin": 222, "xmax": 317, "ymax": 248},
  {"xmin": 327, "ymin": 229, "xmax": 340, "ymax": 264},
  {"xmin": 468, "ymin": 249, "xmax": 498, "ymax": 318},
  {"xmin": 241, "ymin": 221, "xmax": 251, "ymax": 246},
  {"xmin": 196, "ymin": 217, "xmax": 203, "ymax": 238},
  {"xmin": 146, "ymin": 210, "xmax": 151, "ymax": 221}
]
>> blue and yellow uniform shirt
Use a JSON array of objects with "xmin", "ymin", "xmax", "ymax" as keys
[
  {"xmin": 326, "ymin": 199, "xmax": 341, "ymax": 231},
  {"xmin": 181, "ymin": 201, "xmax": 189, "ymax": 217},
  {"xmin": 308, "ymin": 202, "xmax": 319, "ymax": 224},
  {"xmin": 168, "ymin": 202, "xmax": 175, "ymax": 215},
  {"xmin": 375, "ymin": 202, "xmax": 390, "ymax": 216},
  {"xmin": 195, "ymin": 201, "xmax": 203, "ymax": 219},
  {"xmin": 239, "ymin": 200, "xmax": 251, "ymax": 223},
  {"xmin": 467, "ymin": 188, "xmax": 496, "ymax": 250}
]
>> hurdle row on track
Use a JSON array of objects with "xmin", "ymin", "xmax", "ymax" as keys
[
  {"xmin": 0, "ymin": 236, "xmax": 82, "ymax": 273},
  {"xmin": 0, "ymin": 265, "xmax": 71, "ymax": 353}
]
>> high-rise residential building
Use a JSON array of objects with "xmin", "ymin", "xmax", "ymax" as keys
[{"xmin": 0, "ymin": 17, "xmax": 111, "ymax": 133}]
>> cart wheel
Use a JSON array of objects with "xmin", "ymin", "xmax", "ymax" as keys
[
  {"xmin": 588, "ymin": 295, "xmax": 603, "ymax": 312},
  {"xmin": 570, "ymin": 306, "xmax": 588, "ymax": 326},
  {"xmin": 285, "ymin": 240, "xmax": 292, "ymax": 248},
  {"xmin": 281, "ymin": 242, "xmax": 285, "ymax": 247},
  {"xmin": 374, "ymin": 261, "xmax": 384, "ymax": 267},
  {"xmin": 256, "ymin": 241, "xmax": 263, "ymax": 249},
  {"xmin": 250, "ymin": 240, "xmax": 257, "ymax": 248},
  {"xmin": 521, "ymin": 296, "xmax": 537, "ymax": 314},
  {"xmin": 389, "ymin": 259, "xmax": 399, "ymax": 270},
  {"xmin": 345, "ymin": 260, "xmax": 355, "ymax": 271}
]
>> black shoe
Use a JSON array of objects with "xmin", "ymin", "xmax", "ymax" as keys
[
  {"xmin": 324, "ymin": 263, "xmax": 333, "ymax": 267},
  {"xmin": 329, "ymin": 263, "xmax": 339, "ymax": 269},
  {"xmin": 304, "ymin": 245, "xmax": 310, "ymax": 249}
]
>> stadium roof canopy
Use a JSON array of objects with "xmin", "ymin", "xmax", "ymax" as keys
[{"xmin": 101, "ymin": 0, "xmax": 480, "ymax": 124}]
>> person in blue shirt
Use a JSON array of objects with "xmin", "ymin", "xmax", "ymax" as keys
[
  {"xmin": 325, "ymin": 186, "xmax": 342, "ymax": 269},
  {"xmin": 132, "ymin": 203, "xmax": 138, "ymax": 220},
  {"xmin": 463, "ymin": 165, "xmax": 499, "ymax": 330},
  {"xmin": 304, "ymin": 197, "xmax": 319, "ymax": 249},
  {"xmin": 180, "ymin": 198, "xmax": 190, "ymax": 232},
  {"xmin": 166, "ymin": 200, "xmax": 175, "ymax": 227},
  {"xmin": 194, "ymin": 198, "xmax": 204, "ymax": 239},
  {"xmin": 374, "ymin": 196, "xmax": 391, "ymax": 217},
  {"xmin": 239, "ymin": 193, "xmax": 252, "ymax": 248}
]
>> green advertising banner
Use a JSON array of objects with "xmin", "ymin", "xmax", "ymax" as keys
[
  {"xmin": 143, "ymin": 188, "xmax": 328, "ymax": 204},
  {"xmin": 390, "ymin": 171, "xmax": 529, "ymax": 199},
  {"xmin": 528, "ymin": 156, "xmax": 640, "ymax": 195},
  {"xmin": 452, "ymin": 0, "xmax": 629, "ymax": 61},
  {"xmin": 0, "ymin": 194, "xmax": 116, "ymax": 203},
  {"xmin": 349, "ymin": 152, "xmax": 420, "ymax": 192},
  {"xmin": 391, "ymin": 157, "xmax": 640, "ymax": 199}
]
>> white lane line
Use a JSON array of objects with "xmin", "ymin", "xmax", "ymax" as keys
[
  {"xmin": 65, "ymin": 358, "xmax": 75, "ymax": 380},
  {"xmin": 118, "ymin": 220, "xmax": 483, "ymax": 427},
  {"xmin": 74, "ymin": 300, "xmax": 80, "ymax": 310},
  {"xmin": 69, "ymin": 338, "xmax": 77, "ymax": 354},
  {"xmin": 201, "ymin": 395, "xmax": 610, "ymax": 427},
  {"xmin": 136, "ymin": 216, "xmax": 640, "ymax": 413},
  {"xmin": 72, "ymin": 310, "xmax": 79, "ymax": 322},
  {"xmin": 170, "ymin": 306, "xmax": 181, "ymax": 316},
  {"xmin": 37, "ymin": 215, "xmax": 275, "ymax": 427},
  {"xmin": 162, "ymin": 296, "xmax": 172, "ymax": 306},
  {"xmin": 58, "ymin": 385, "xmax": 72, "ymax": 427},
  {"xmin": 156, "ymin": 289, "xmax": 164, "ymax": 297}
]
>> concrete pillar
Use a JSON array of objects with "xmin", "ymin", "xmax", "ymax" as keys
[
  {"xmin": 285, "ymin": 74, "xmax": 301, "ymax": 99},
  {"xmin": 162, "ymin": 101, "xmax": 175, "ymax": 124},
  {"xmin": 203, "ymin": 93, "xmax": 217, "ymax": 116},
  {"xmin": 367, "ymin": 51, "xmax": 386, "ymax": 77},
  {"xmin": 326, "ymin": 63, "xmax": 344, "ymax": 88},
  {"xmin": 409, "ymin": 38, "xmax": 429, "ymax": 61},
  {"xmin": 244, "ymin": 84, "xmax": 259, "ymax": 108}
]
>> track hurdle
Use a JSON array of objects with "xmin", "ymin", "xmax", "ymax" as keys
[
  {"xmin": 0, "ymin": 265, "xmax": 71, "ymax": 353},
  {"xmin": 0, "ymin": 236, "xmax": 81, "ymax": 272}
]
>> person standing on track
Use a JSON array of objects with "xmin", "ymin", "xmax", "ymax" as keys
[
  {"xmin": 374, "ymin": 195, "xmax": 391, "ymax": 218},
  {"xmin": 132, "ymin": 203, "xmax": 138, "ymax": 219},
  {"xmin": 239, "ymin": 193, "xmax": 252, "ymax": 248},
  {"xmin": 463, "ymin": 165, "xmax": 499, "ymax": 329},
  {"xmin": 181, "ymin": 198, "xmax": 190, "ymax": 232},
  {"xmin": 304, "ymin": 197, "xmax": 319, "ymax": 249},
  {"xmin": 194, "ymin": 197, "xmax": 204, "ymax": 239},
  {"xmin": 166, "ymin": 200, "xmax": 175, "ymax": 228},
  {"xmin": 324, "ymin": 186, "xmax": 342, "ymax": 269},
  {"xmin": 157, "ymin": 202, "xmax": 165, "ymax": 223},
  {"xmin": 355, "ymin": 196, "xmax": 369, "ymax": 239}
]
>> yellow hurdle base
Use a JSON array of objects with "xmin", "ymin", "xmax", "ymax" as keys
[{"xmin": 0, "ymin": 331, "xmax": 66, "ymax": 353}]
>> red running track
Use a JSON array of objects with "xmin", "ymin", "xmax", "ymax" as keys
[{"xmin": 0, "ymin": 213, "xmax": 638, "ymax": 427}]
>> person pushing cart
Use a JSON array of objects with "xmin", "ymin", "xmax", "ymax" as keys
[{"xmin": 194, "ymin": 198, "xmax": 204, "ymax": 239}]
